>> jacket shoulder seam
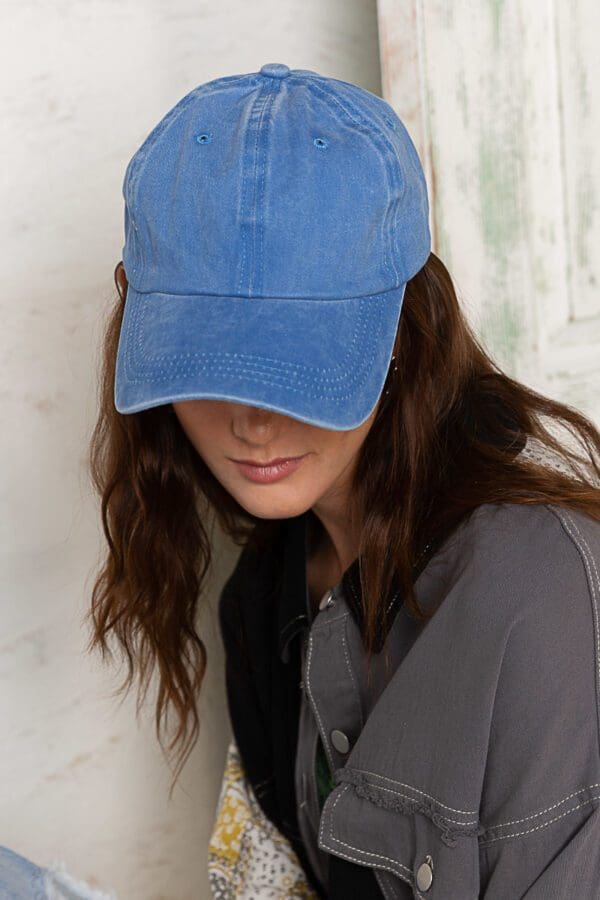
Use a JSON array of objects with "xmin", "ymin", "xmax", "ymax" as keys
[{"xmin": 544, "ymin": 504, "xmax": 600, "ymax": 756}]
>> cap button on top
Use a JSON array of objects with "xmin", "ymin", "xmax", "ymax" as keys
[{"xmin": 260, "ymin": 63, "xmax": 290, "ymax": 78}]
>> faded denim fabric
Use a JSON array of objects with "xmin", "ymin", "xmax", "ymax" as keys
[
  {"xmin": 0, "ymin": 846, "xmax": 118, "ymax": 900},
  {"xmin": 114, "ymin": 63, "xmax": 431, "ymax": 432},
  {"xmin": 293, "ymin": 501, "xmax": 600, "ymax": 898}
]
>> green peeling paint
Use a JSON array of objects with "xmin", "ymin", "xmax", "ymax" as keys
[
  {"xmin": 575, "ymin": 163, "xmax": 596, "ymax": 270},
  {"xmin": 481, "ymin": 298, "xmax": 524, "ymax": 373},
  {"xmin": 456, "ymin": 67, "xmax": 469, "ymax": 130},
  {"xmin": 531, "ymin": 253, "xmax": 550, "ymax": 297},
  {"xmin": 478, "ymin": 127, "xmax": 523, "ymax": 286},
  {"xmin": 488, "ymin": 0, "xmax": 505, "ymax": 50},
  {"xmin": 577, "ymin": 53, "xmax": 591, "ymax": 119}
]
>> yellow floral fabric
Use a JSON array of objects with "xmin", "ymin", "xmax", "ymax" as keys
[{"xmin": 208, "ymin": 737, "xmax": 320, "ymax": 899}]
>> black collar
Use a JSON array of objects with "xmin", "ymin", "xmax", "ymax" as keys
[
  {"xmin": 276, "ymin": 510, "xmax": 403, "ymax": 662},
  {"xmin": 277, "ymin": 511, "xmax": 311, "ymax": 663}
]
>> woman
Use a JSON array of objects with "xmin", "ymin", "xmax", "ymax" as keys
[{"xmin": 88, "ymin": 63, "xmax": 600, "ymax": 898}]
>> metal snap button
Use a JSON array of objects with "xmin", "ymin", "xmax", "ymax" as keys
[
  {"xmin": 259, "ymin": 63, "xmax": 290, "ymax": 79},
  {"xmin": 318, "ymin": 588, "xmax": 335, "ymax": 611},
  {"xmin": 416, "ymin": 855, "xmax": 434, "ymax": 891},
  {"xmin": 330, "ymin": 729, "xmax": 350, "ymax": 753}
]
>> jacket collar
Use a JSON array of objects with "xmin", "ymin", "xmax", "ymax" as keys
[
  {"xmin": 277, "ymin": 510, "xmax": 403, "ymax": 663},
  {"xmin": 275, "ymin": 431, "xmax": 530, "ymax": 662}
]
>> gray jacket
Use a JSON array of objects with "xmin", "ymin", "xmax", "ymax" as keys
[{"xmin": 295, "ymin": 501, "xmax": 600, "ymax": 899}]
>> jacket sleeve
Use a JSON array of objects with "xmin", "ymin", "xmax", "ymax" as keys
[{"xmin": 478, "ymin": 505, "xmax": 600, "ymax": 899}]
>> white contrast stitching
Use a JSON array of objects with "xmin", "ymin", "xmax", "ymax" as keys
[
  {"xmin": 305, "ymin": 631, "xmax": 336, "ymax": 773},
  {"xmin": 476, "ymin": 501, "xmax": 600, "ymax": 842},
  {"xmin": 124, "ymin": 280, "xmax": 386, "ymax": 396},
  {"xmin": 374, "ymin": 867, "xmax": 399, "ymax": 900},
  {"xmin": 337, "ymin": 777, "xmax": 479, "ymax": 826},
  {"xmin": 546, "ymin": 505, "xmax": 600, "ymax": 751},
  {"xmin": 342, "ymin": 767, "xmax": 478, "ymax": 817},
  {"xmin": 483, "ymin": 782, "xmax": 600, "ymax": 830},
  {"xmin": 311, "ymin": 611, "xmax": 349, "ymax": 630},
  {"xmin": 347, "ymin": 775, "xmax": 600, "ymax": 831},
  {"xmin": 318, "ymin": 784, "xmax": 419, "ymax": 891},
  {"xmin": 479, "ymin": 794, "xmax": 600, "ymax": 845},
  {"xmin": 341, "ymin": 614, "xmax": 364, "ymax": 730}
]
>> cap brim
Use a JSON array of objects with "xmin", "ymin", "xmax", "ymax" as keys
[{"xmin": 114, "ymin": 282, "xmax": 406, "ymax": 431}]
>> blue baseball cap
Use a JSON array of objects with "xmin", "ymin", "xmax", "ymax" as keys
[{"xmin": 114, "ymin": 62, "xmax": 431, "ymax": 430}]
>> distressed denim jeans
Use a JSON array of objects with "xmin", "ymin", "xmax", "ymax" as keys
[{"xmin": 0, "ymin": 846, "xmax": 118, "ymax": 900}]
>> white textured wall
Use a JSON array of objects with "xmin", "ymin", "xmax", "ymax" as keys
[
  {"xmin": 378, "ymin": 0, "xmax": 600, "ymax": 427},
  {"xmin": 0, "ymin": 2, "xmax": 382, "ymax": 898}
]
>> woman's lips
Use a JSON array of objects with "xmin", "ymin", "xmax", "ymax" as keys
[{"xmin": 233, "ymin": 454, "xmax": 308, "ymax": 484}]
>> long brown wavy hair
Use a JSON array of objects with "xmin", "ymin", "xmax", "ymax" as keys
[{"xmin": 85, "ymin": 251, "xmax": 600, "ymax": 795}]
